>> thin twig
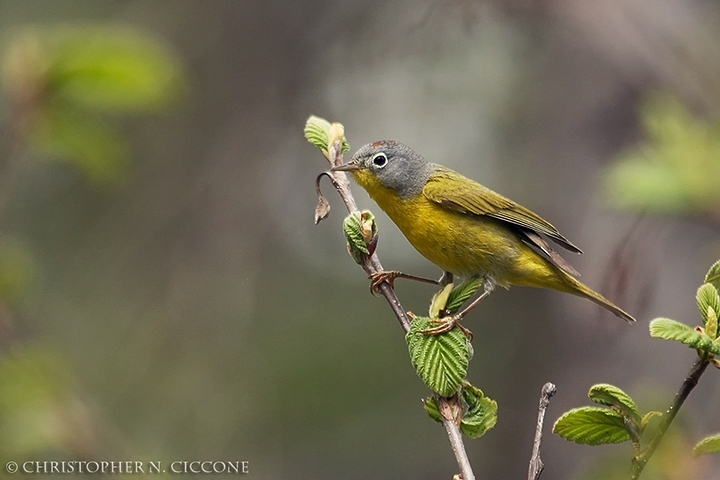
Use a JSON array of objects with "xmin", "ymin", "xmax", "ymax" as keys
[
  {"xmin": 630, "ymin": 357, "xmax": 711, "ymax": 479},
  {"xmin": 437, "ymin": 395, "xmax": 475, "ymax": 480},
  {"xmin": 318, "ymin": 139, "xmax": 473, "ymax": 477},
  {"xmin": 443, "ymin": 419, "xmax": 475, "ymax": 480},
  {"xmin": 528, "ymin": 382, "xmax": 556, "ymax": 480},
  {"xmin": 321, "ymin": 139, "xmax": 412, "ymax": 331}
]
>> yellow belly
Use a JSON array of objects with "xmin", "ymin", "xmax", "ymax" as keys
[{"xmin": 365, "ymin": 184, "xmax": 569, "ymax": 291}]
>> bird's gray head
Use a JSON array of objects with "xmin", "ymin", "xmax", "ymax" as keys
[{"xmin": 336, "ymin": 140, "xmax": 433, "ymax": 198}]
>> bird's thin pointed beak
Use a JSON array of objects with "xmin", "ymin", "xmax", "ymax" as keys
[{"xmin": 331, "ymin": 161, "xmax": 363, "ymax": 172}]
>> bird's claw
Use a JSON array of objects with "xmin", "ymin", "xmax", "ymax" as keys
[
  {"xmin": 421, "ymin": 316, "xmax": 473, "ymax": 341},
  {"xmin": 369, "ymin": 270, "xmax": 401, "ymax": 295}
]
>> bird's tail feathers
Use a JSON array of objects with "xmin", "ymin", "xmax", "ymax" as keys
[{"xmin": 561, "ymin": 274, "xmax": 636, "ymax": 323}]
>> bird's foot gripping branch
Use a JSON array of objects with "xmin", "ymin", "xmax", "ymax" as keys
[
  {"xmin": 553, "ymin": 259, "xmax": 720, "ymax": 479},
  {"xmin": 344, "ymin": 208, "xmax": 498, "ymax": 434}
]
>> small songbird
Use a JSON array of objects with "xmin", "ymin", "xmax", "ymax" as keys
[{"xmin": 332, "ymin": 140, "xmax": 635, "ymax": 328}]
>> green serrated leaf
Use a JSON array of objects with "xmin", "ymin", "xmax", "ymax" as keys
[
  {"xmin": 649, "ymin": 318, "xmax": 720, "ymax": 355},
  {"xmin": 429, "ymin": 284, "xmax": 454, "ymax": 319},
  {"xmin": 422, "ymin": 385, "xmax": 498, "ymax": 439},
  {"xmin": 588, "ymin": 384, "xmax": 641, "ymax": 424},
  {"xmin": 693, "ymin": 432, "xmax": 720, "ymax": 456},
  {"xmin": 423, "ymin": 396, "xmax": 443, "ymax": 423},
  {"xmin": 705, "ymin": 260, "xmax": 720, "ymax": 293},
  {"xmin": 697, "ymin": 283, "xmax": 720, "ymax": 329},
  {"xmin": 343, "ymin": 212, "xmax": 369, "ymax": 263},
  {"xmin": 553, "ymin": 407, "xmax": 631, "ymax": 445},
  {"xmin": 459, "ymin": 383, "xmax": 498, "ymax": 439},
  {"xmin": 304, "ymin": 115, "xmax": 350, "ymax": 158},
  {"xmin": 407, "ymin": 317, "xmax": 471, "ymax": 397},
  {"xmin": 341, "ymin": 210, "xmax": 376, "ymax": 264},
  {"xmin": 304, "ymin": 116, "xmax": 333, "ymax": 156},
  {"xmin": 445, "ymin": 277, "xmax": 484, "ymax": 315}
]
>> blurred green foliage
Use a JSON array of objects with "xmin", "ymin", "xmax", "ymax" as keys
[
  {"xmin": 29, "ymin": 107, "xmax": 129, "ymax": 184},
  {"xmin": 0, "ymin": 24, "xmax": 186, "ymax": 464},
  {"xmin": 604, "ymin": 94, "xmax": 720, "ymax": 219},
  {"xmin": 0, "ymin": 239, "xmax": 34, "ymax": 304},
  {"xmin": 2, "ymin": 25, "xmax": 185, "ymax": 184},
  {"xmin": 0, "ymin": 345, "xmax": 90, "ymax": 458},
  {"xmin": 42, "ymin": 26, "xmax": 183, "ymax": 112}
]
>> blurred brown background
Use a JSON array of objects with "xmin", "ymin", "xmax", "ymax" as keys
[{"xmin": 1, "ymin": 1, "xmax": 720, "ymax": 479}]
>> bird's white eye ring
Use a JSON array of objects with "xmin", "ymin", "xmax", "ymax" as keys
[{"xmin": 371, "ymin": 153, "xmax": 388, "ymax": 168}]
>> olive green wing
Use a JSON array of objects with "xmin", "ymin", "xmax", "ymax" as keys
[{"xmin": 423, "ymin": 167, "xmax": 583, "ymax": 273}]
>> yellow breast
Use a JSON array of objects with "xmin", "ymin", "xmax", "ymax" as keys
[{"xmin": 351, "ymin": 169, "xmax": 565, "ymax": 290}]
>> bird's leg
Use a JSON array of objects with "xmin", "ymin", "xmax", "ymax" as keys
[
  {"xmin": 369, "ymin": 270, "xmax": 440, "ymax": 295},
  {"xmin": 422, "ymin": 278, "xmax": 496, "ymax": 339},
  {"xmin": 453, "ymin": 278, "xmax": 496, "ymax": 319},
  {"xmin": 439, "ymin": 271, "xmax": 453, "ymax": 286}
]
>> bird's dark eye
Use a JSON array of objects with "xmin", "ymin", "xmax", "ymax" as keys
[{"xmin": 372, "ymin": 153, "xmax": 388, "ymax": 168}]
